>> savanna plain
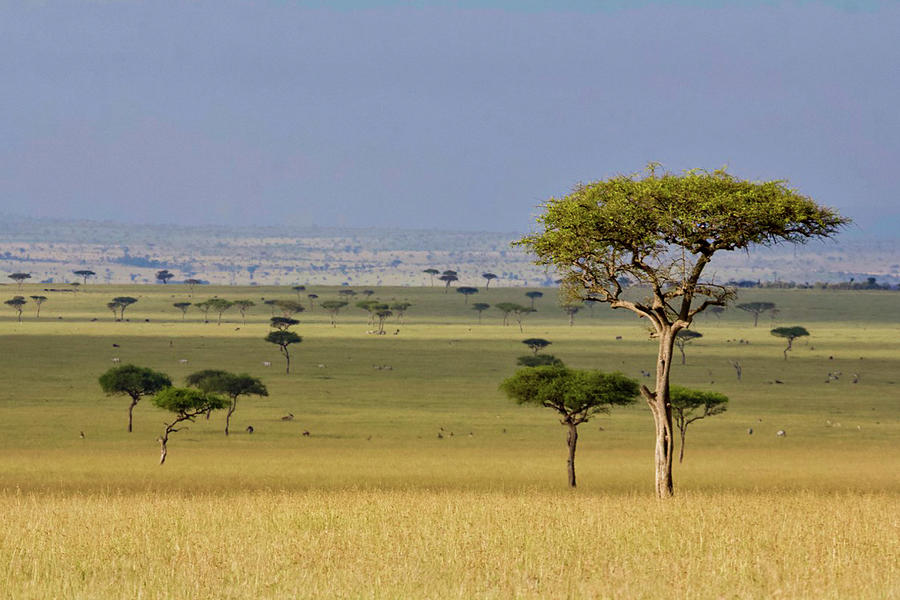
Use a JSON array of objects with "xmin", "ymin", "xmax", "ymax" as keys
[{"xmin": 0, "ymin": 283, "xmax": 897, "ymax": 599}]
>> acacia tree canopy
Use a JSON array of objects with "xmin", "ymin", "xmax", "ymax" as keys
[{"xmin": 517, "ymin": 165, "xmax": 847, "ymax": 498}]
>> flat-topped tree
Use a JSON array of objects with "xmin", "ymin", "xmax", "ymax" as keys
[
  {"xmin": 361, "ymin": 289, "xmax": 375, "ymax": 298},
  {"xmin": 670, "ymin": 386, "xmax": 728, "ymax": 463},
  {"xmin": 525, "ymin": 291, "xmax": 543, "ymax": 309},
  {"xmin": 495, "ymin": 302, "xmax": 525, "ymax": 327},
  {"xmin": 674, "ymin": 330, "xmax": 703, "ymax": 365},
  {"xmin": 9, "ymin": 273, "xmax": 30, "ymax": 289},
  {"xmin": 373, "ymin": 304, "xmax": 392, "ymax": 334},
  {"xmin": 206, "ymin": 298, "xmax": 233, "ymax": 325},
  {"xmin": 292, "ymin": 285, "xmax": 306, "ymax": 300},
  {"xmin": 517, "ymin": 354, "xmax": 563, "ymax": 367},
  {"xmin": 186, "ymin": 370, "xmax": 268, "ymax": 436},
  {"xmin": 356, "ymin": 300, "xmax": 379, "ymax": 327},
  {"xmin": 73, "ymin": 270, "xmax": 96, "ymax": 285},
  {"xmin": 270, "ymin": 316, "xmax": 299, "ymax": 331},
  {"xmin": 522, "ymin": 338, "xmax": 551, "ymax": 355},
  {"xmin": 152, "ymin": 387, "xmax": 226, "ymax": 464},
  {"xmin": 233, "ymin": 300, "xmax": 254, "ymax": 325},
  {"xmin": 500, "ymin": 365, "xmax": 638, "ymax": 487},
  {"xmin": 438, "ymin": 270, "xmax": 458, "ymax": 292},
  {"xmin": 391, "ymin": 302, "xmax": 411, "ymax": 323},
  {"xmin": 266, "ymin": 330, "xmax": 302, "ymax": 374},
  {"xmin": 482, "ymin": 273, "xmax": 498, "ymax": 289},
  {"xmin": 561, "ymin": 304, "xmax": 580, "ymax": 326},
  {"xmin": 29, "ymin": 296, "xmax": 47, "ymax": 318},
  {"xmin": 173, "ymin": 302, "xmax": 191, "ymax": 320},
  {"xmin": 771, "ymin": 326, "xmax": 809, "ymax": 360},
  {"xmin": 423, "ymin": 268, "xmax": 440, "ymax": 286},
  {"xmin": 107, "ymin": 301, "xmax": 120, "ymax": 321},
  {"xmin": 320, "ymin": 300, "xmax": 347, "ymax": 327},
  {"xmin": 274, "ymin": 300, "xmax": 304, "ymax": 318},
  {"xmin": 194, "ymin": 300, "xmax": 212, "ymax": 322},
  {"xmin": 112, "ymin": 296, "xmax": 137, "ymax": 320},
  {"xmin": 457, "ymin": 287, "xmax": 478, "ymax": 304},
  {"xmin": 184, "ymin": 278, "xmax": 203, "ymax": 294},
  {"xmin": 99, "ymin": 364, "xmax": 172, "ymax": 432},
  {"xmin": 472, "ymin": 302, "xmax": 490, "ymax": 323},
  {"xmin": 307, "ymin": 293, "xmax": 319, "ymax": 310},
  {"xmin": 5, "ymin": 297, "xmax": 26, "ymax": 322},
  {"xmin": 737, "ymin": 302, "xmax": 776, "ymax": 327},
  {"xmin": 156, "ymin": 270, "xmax": 174, "ymax": 284},
  {"xmin": 338, "ymin": 289, "xmax": 357, "ymax": 299},
  {"xmin": 518, "ymin": 165, "xmax": 847, "ymax": 497}
]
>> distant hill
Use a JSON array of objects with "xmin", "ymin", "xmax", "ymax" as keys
[{"xmin": 0, "ymin": 214, "xmax": 897, "ymax": 287}]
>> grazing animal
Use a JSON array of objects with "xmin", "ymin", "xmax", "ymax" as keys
[
  {"xmin": 747, "ymin": 428, "xmax": 753, "ymax": 435},
  {"xmin": 302, "ymin": 430, "xmax": 310, "ymax": 437},
  {"xmin": 317, "ymin": 364, "xmax": 326, "ymax": 368},
  {"xmin": 776, "ymin": 430, "xmax": 786, "ymax": 437},
  {"xmin": 615, "ymin": 336, "xmax": 623, "ymax": 340},
  {"xmin": 79, "ymin": 431, "xmax": 85, "ymax": 439},
  {"xmin": 178, "ymin": 359, "xmax": 188, "ymax": 364},
  {"xmin": 246, "ymin": 425, "xmax": 254, "ymax": 434},
  {"xmin": 852, "ymin": 373, "xmax": 859, "ymax": 384},
  {"xmin": 437, "ymin": 432, "xmax": 443, "ymax": 439},
  {"xmin": 111, "ymin": 357, "xmax": 121, "ymax": 364},
  {"xmin": 281, "ymin": 413, "xmax": 294, "ymax": 421},
  {"xmin": 112, "ymin": 343, "xmax": 120, "ymax": 348},
  {"xmin": 262, "ymin": 361, "xmax": 272, "ymax": 367}
]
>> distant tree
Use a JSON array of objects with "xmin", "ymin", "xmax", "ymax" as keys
[
  {"xmin": 206, "ymin": 298, "xmax": 233, "ymax": 325},
  {"xmin": 270, "ymin": 316, "xmax": 299, "ymax": 331},
  {"xmin": 156, "ymin": 270, "xmax": 175, "ymax": 284},
  {"xmin": 233, "ymin": 300, "xmax": 255, "ymax": 325},
  {"xmin": 5, "ymin": 296, "xmax": 26, "ymax": 322},
  {"xmin": 338, "ymin": 289, "xmax": 357, "ymax": 298},
  {"xmin": 112, "ymin": 296, "xmax": 137, "ymax": 320},
  {"xmin": 73, "ymin": 270, "xmax": 96, "ymax": 285},
  {"xmin": 8, "ymin": 273, "xmax": 31, "ymax": 289},
  {"xmin": 457, "ymin": 286, "xmax": 479, "ymax": 304},
  {"xmin": 525, "ymin": 291, "xmax": 544, "ymax": 309},
  {"xmin": 320, "ymin": 300, "xmax": 348, "ymax": 327},
  {"xmin": 173, "ymin": 302, "xmax": 191, "ymax": 320},
  {"xmin": 438, "ymin": 270, "xmax": 458, "ymax": 292},
  {"xmin": 472, "ymin": 302, "xmax": 490, "ymax": 323},
  {"xmin": 500, "ymin": 365, "xmax": 639, "ymax": 487},
  {"xmin": 517, "ymin": 354, "xmax": 563, "ymax": 367},
  {"xmin": 391, "ymin": 302, "xmax": 412, "ymax": 323},
  {"xmin": 482, "ymin": 273, "xmax": 498, "ymax": 289},
  {"xmin": 184, "ymin": 278, "xmax": 203, "ymax": 294},
  {"xmin": 771, "ymin": 326, "xmax": 809, "ymax": 360},
  {"xmin": 561, "ymin": 304, "xmax": 580, "ymax": 327},
  {"xmin": 307, "ymin": 293, "xmax": 319, "ymax": 310},
  {"xmin": 670, "ymin": 386, "xmax": 728, "ymax": 463},
  {"xmin": 98, "ymin": 364, "xmax": 172, "ymax": 433},
  {"xmin": 152, "ymin": 387, "xmax": 226, "ymax": 464},
  {"xmin": 522, "ymin": 338, "xmax": 552, "ymax": 355},
  {"xmin": 265, "ymin": 330, "xmax": 302, "ymax": 374},
  {"xmin": 263, "ymin": 299, "xmax": 279, "ymax": 316},
  {"xmin": 708, "ymin": 306, "xmax": 725, "ymax": 320},
  {"xmin": 423, "ymin": 268, "xmax": 439, "ymax": 286},
  {"xmin": 194, "ymin": 300, "xmax": 212, "ymax": 323},
  {"xmin": 373, "ymin": 304, "xmax": 392, "ymax": 334},
  {"xmin": 274, "ymin": 300, "xmax": 305, "ymax": 318},
  {"xmin": 736, "ymin": 302, "xmax": 776, "ymax": 327},
  {"xmin": 292, "ymin": 285, "xmax": 306, "ymax": 300},
  {"xmin": 361, "ymin": 289, "xmax": 375, "ymax": 298},
  {"xmin": 494, "ymin": 302, "xmax": 519, "ymax": 326},
  {"xmin": 107, "ymin": 301, "xmax": 121, "ymax": 321},
  {"xmin": 356, "ymin": 300, "xmax": 379, "ymax": 327},
  {"xmin": 29, "ymin": 295, "xmax": 47, "ymax": 318},
  {"xmin": 186, "ymin": 370, "xmax": 268, "ymax": 436},
  {"xmin": 674, "ymin": 330, "xmax": 703, "ymax": 365}
]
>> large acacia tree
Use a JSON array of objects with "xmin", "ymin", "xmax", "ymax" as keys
[
  {"xmin": 517, "ymin": 165, "xmax": 847, "ymax": 497},
  {"xmin": 186, "ymin": 370, "xmax": 268, "ymax": 435},
  {"xmin": 98, "ymin": 364, "xmax": 172, "ymax": 432}
]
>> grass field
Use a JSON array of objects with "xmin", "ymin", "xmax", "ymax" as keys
[{"xmin": 1, "ymin": 283, "xmax": 898, "ymax": 598}]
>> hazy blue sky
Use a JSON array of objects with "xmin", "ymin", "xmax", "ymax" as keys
[{"xmin": 1, "ymin": 1, "xmax": 897, "ymax": 235}]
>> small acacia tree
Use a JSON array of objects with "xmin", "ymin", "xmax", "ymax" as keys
[
  {"xmin": 457, "ymin": 287, "xmax": 479, "ymax": 304},
  {"xmin": 438, "ymin": 270, "xmax": 458, "ymax": 292},
  {"xmin": 9, "ymin": 273, "xmax": 31, "ymax": 289},
  {"xmin": 112, "ymin": 296, "xmax": 137, "ymax": 320},
  {"xmin": 562, "ymin": 303, "xmax": 580, "ymax": 326},
  {"xmin": 517, "ymin": 165, "xmax": 847, "ymax": 497},
  {"xmin": 423, "ymin": 268, "xmax": 439, "ymax": 286},
  {"xmin": 391, "ymin": 302, "xmax": 412, "ymax": 323},
  {"xmin": 206, "ymin": 298, "xmax": 233, "ymax": 325},
  {"xmin": 5, "ymin": 296, "xmax": 26, "ymax": 322},
  {"xmin": 737, "ymin": 302, "xmax": 776, "ymax": 327},
  {"xmin": 522, "ymin": 338, "xmax": 551, "ymax": 355},
  {"xmin": 233, "ymin": 300, "xmax": 254, "ymax": 325},
  {"xmin": 153, "ymin": 387, "xmax": 226, "ymax": 464},
  {"xmin": 73, "ymin": 270, "xmax": 96, "ymax": 285},
  {"xmin": 98, "ymin": 364, "xmax": 172, "ymax": 432},
  {"xmin": 674, "ymin": 330, "xmax": 703, "ymax": 365},
  {"xmin": 320, "ymin": 300, "xmax": 347, "ymax": 327},
  {"xmin": 307, "ymin": 293, "xmax": 319, "ymax": 310},
  {"xmin": 194, "ymin": 300, "xmax": 213, "ymax": 322},
  {"xmin": 186, "ymin": 370, "xmax": 268, "ymax": 435},
  {"xmin": 173, "ymin": 302, "xmax": 191, "ymax": 320},
  {"xmin": 373, "ymin": 305, "xmax": 392, "ymax": 334},
  {"xmin": 275, "ymin": 300, "xmax": 305, "ymax": 318},
  {"xmin": 29, "ymin": 295, "xmax": 47, "ymax": 318},
  {"xmin": 482, "ymin": 273, "xmax": 498, "ymax": 289},
  {"xmin": 517, "ymin": 354, "xmax": 563, "ymax": 367},
  {"xmin": 525, "ymin": 291, "xmax": 544, "ymax": 309},
  {"xmin": 184, "ymin": 278, "xmax": 203, "ymax": 294},
  {"xmin": 292, "ymin": 285, "xmax": 306, "ymax": 300},
  {"xmin": 266, "ymin": 320, "xmax": 302, "ymax": 373},
  {"xmin": 500, "ymin": 365, "xmax": 638, "ymax": 487},
  {"xmin": 472, "ymin": 302, "xmax": 490, "ymax": 323},
  {"xmin": 670, "ymin": 386, "xmax": 728, "ymax": 463},
  {"xmin": 156, "ymin": 270, "xmax": 175, "ymax": 284},
  {"xmin": 771, "ymin": 326, "xmax": 809, "ymax": 360}
]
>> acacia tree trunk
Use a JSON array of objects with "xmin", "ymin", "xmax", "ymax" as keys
[
  {"xmin": 753, "ymin": 312, "xmax": 759, "ymax": 327},
  {"xmin": 678, "ymin": 423, "xmax": 687, "ymax": 464},
  {"xmin": 282, "ymin": 346, "xmax": 291, "ymax": 374},
  {"xmin": 641, "ymin": 328, "xmax": 676, "ymax": 498},
  {"xmin": 566, "ymin": 422, "xmax": 578, "ymax": 488},
  {"xmin": 159, "ymin": 433, "xmax": 169, "ymax": 465},
  {"xmin": 128, "ymin": 397, "xmax": 139, "ymax": 433},
  {"xmin": 678, "ymin": 344, "xmax": 686, "ymax": 365},
  {"xmin": 225, "ymin": 398, "xmax": 237, "ymax": 435}
]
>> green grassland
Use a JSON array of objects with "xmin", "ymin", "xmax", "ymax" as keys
[{"xmin": 1, "ymin": 283, "xmax": 898, "ymax": 598}]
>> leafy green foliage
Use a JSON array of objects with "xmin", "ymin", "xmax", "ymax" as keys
[
  {"xmin": 153, "ymin": 386, "xmax": 226, "ymax": 414},
  {"xmin": 521, "ymin": 338, "xmax": 551, "ymax": 354},
  {"xmin": 516, "ymin": 354, "xmax": 564, "ymax": 367},
  {"xmin": 771, "ymin": 326, "xmax": 810, "ymax": 359},
  {"xmin": 270, "ymin": 317, "xmax": 299, "ymax": 331},
  {"xmin": 737, "ymin": 302, "xmax": 776, "ymax": 326},
  {"xmin": 99, "ymin": 365, "xmax": 172, "ymax": 399},
  {"xmin": 669, "ymin": 385, "xmax": 728, "ymax": 463}
]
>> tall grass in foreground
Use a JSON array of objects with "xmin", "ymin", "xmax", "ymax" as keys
[{"xmin": 1, "ymin": 489, "xmax": 896, "ymax": 599}]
